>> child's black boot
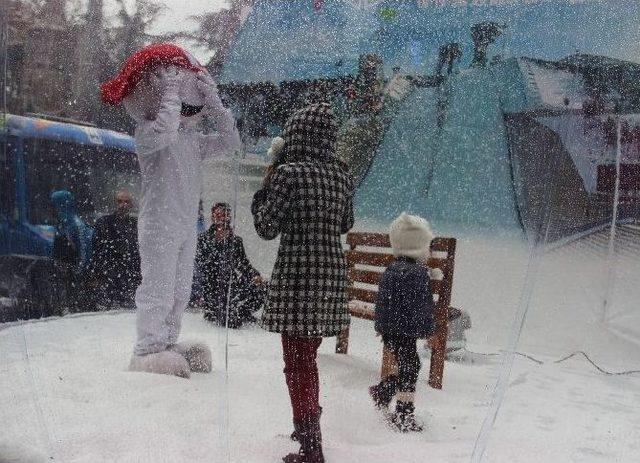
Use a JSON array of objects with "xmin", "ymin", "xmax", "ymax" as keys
[
  {"xmin": 390, "ymin": 400, "xmax": 424, "ymax": 433},
  {"xmin": 369, "ymin": 375, "xmax": 398, "ymax": 409}
]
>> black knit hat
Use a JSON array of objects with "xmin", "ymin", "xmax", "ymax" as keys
[{"xmin": 281, "ymin": 102, "xmax": 338, "ymax": 163}]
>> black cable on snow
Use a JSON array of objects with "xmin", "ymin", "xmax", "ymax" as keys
[
  {"xmin": 463, "ymin": 349, "xmax": 640, "ymax": 376},
  {"xmin": 553, "ymin": 351, "xmax": 640, "ymax": 376}
]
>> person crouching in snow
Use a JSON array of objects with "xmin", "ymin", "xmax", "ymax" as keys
[
  {"xmin": 197, "ymin": 202, "xmax": 265, "ymax": 328},
  {"xmin": 100, "ymin": 43, "xmax": 241, "ymax": 378},
  {"xmin": 370, "ymin": 212, "xmax": 435, "ymax": 432},
  {"xmin": 252, "ymin": 103, "xmax": 354, "ymax": 463}
]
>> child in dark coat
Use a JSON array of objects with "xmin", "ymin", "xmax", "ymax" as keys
[{"xmin": 370, "ymin": 212, "xmax": 435, "ymax": 432}]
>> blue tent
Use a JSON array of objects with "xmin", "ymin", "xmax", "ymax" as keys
[
  {"xmin": 221, "ymin": 0, "xmax": 640, "ymax": 84},
  {"xmin": 222, "ymin": 1, "xmax": 640, "ymax": 237}
]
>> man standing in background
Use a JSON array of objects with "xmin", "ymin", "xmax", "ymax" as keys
[{"xmin": 89, "ymin": 190, "xmax": 141, "ymax": 308}]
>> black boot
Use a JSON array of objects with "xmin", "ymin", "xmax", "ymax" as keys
[
  {"xmin": 283, "ymin": 415, "xmax": 324, "ymax": 463},
  {"xmin": 291, "ymin": 407, "xmax": 322, "ymax": 442},
  {"xmin": 389, "ymin": 401, "xmax": 423, "ymax": 433},
  {"xmin": 369, "ymin": 375, "xmax": 398, "ymax": 409}
]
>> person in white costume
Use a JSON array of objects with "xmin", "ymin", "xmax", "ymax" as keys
[{"xmin": 101, "ymin": 43, "xmax": 241, "ymax": 378}]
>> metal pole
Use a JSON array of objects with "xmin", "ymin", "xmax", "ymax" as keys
[
  {"xmin": 220, "ymin": 120, "xmax": 242, "ymax": 463},
  {"xmin": 602, "ymin": 116, "xmax": 622, "ymax": 322},
  {"xmin": 0, "ymin": 5, "xmax": 7, "ymax": 116}
]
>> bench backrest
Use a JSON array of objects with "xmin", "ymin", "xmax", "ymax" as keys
[{"xmin": 345, "ymin": 232, "xmax": 457, "ymax": 322}]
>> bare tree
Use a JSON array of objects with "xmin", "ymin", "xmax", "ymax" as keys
[
  {"xmin": 71, "ymin": 0, "xmax": 108, "ymax": 122},
  {"xmin": 3, "ymin": 0, "xmax": 171, "ymax": 131},
  {"xmin": 189, "ymin": 0, "xmax": 254, "ymax": 76},
  {"xmin": 7, "ymin": 0, "xmax": 80, "ymax": 116},
  {"xmin": 108, "ymin": 0, "xmax": 167, "ymax": 63}
]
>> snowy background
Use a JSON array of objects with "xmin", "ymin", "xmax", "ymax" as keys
[{"xmin": 2, "ymin": 214, "xmax": 640, "ymax": 462}]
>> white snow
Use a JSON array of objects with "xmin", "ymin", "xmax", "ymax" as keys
[
  {"xmin": 2, "ymin": 228, "xmax": 640, "ymax": 462},
  {"xmin": 519, "ymin": 59, "xmax": 586, "ymax": 112}
]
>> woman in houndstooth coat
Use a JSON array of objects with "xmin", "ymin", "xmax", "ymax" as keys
[{"xmin": 252, "ymin": 102, "xmax": 354, "ymax": 463}]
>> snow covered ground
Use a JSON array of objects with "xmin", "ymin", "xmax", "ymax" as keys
[
  {"xmin": 2, "ymin": 227, "xmax": 640, "ymax": 463},
  {"xmin": 3, "ymin": 159, "xmax": 640, "ymax": 462},
  {"xmin": 2, "ymin": 311, "xmax": 639, "ymax": 463}
]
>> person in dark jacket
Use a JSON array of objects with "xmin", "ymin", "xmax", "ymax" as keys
[
  {"xmin": 370, "ymin": 212, "xmax": 435, "ymax": 433},
  {"xmin": 50, "ymin": 190, "xmax": 94, "ymax": 312},
  {"xmin": 51, "ymin": 190, "xmax": 93, "ymax": 275},
  {"xmin": 88, "ymin": 190, "xmax": 141, "ymax": 307},
  {"xmin": 196, "ymin": 202, "xmax": 265, "ymax": 328},
  {"xmin": 252, "ymin": 102, "xmax": 354, "ymax": 463}
]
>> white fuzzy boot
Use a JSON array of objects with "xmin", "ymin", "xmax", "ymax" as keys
[
  {"xmin": 168, "ymin": 341, "xmax": 212, "ymax": 373},
  {"xmin": 128, "ymin": 350, "xmax": 191, "ymax": 378}
]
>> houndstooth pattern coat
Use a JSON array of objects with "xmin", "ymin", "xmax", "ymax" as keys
[
  {"xmin": 252, "ymin": 161, "xmax": 354, "ymax": 337},
  {"xmin": 251, "ymin": 104, "xmax": 354, "ymax": 337}
]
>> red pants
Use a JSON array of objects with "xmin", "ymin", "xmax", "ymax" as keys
[{"xmin": 282, "ymin": 334, "xmax": 323, "ymax": 421}]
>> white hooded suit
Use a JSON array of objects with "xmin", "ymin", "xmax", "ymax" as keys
[{"xmin": 124, "ymin": 67, "xmax": 241, "ymax": 356}]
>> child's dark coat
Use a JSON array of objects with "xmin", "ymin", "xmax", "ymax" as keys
[{"xmin": 374, "ymin": 257, "xmax": 435, "ymax": 338}]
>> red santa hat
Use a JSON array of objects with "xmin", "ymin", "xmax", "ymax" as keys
[{"xmin": 101, "ymin": 43, "xmax": 204, "ymax": 106}]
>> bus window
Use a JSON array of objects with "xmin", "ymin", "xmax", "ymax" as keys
[
  {"xmin": 23, "ymin": 139, "xmax": 140, "ymax": 226},
  {"xmin": 1, "ymin": 138, "xmax": 15, "ymax": 219},
  {"xmin": 24, "ymin": 139, "xmax": 95, "ymax": 226},
  {"xmin": 88, "ymin": 146, "xmax": 141, "ymax": 219}
]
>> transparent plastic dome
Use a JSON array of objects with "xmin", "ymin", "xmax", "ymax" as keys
[{"xmin": 2, "ymin": 1, "xmax": 639, "ymax": 462}]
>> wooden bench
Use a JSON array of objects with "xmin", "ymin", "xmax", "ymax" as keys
[{"xmin": 335, "ymin": 232, "xmax": 457, "ymax": 390}]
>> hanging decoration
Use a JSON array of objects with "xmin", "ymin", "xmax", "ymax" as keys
[{"xmin": 378, "ymin": 6, "xmax": 397, "ymax": 21}]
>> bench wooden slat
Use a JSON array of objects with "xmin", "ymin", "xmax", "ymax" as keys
[
  {"xmin": 346, "ymin": 250, "xmax": 395, "ymax": 267},
  {"xmin": 431, "ymin": 237, "xmax": 455, "ymax": 253},
  {"xmin": 347, "ymin": 233, "xmax": 455, "ymax": 254},
  {"xmin": 347, "ymin": 268, "xmax": 383, "ymax": 285},
  {"xmin": 347, "ymin": 232, "xmax": 391, "ymax": 248},
  {"xmin": 426, "ymin": 257, "xmax": 449, "ymax": 270},
  {"xmin": 347, "ymin": 252, "xmax": 449, "ymax": 271},
  {"xmin": 347, "ymin": 287, "xmax": 377, "ymax": 304},
  {"xmin": 348, "ymin": 305, "xmax": 375, "ymax": 320},
  {"xmin": 347, "ymin": 273, "xmax": 443, "ymax": 297}
]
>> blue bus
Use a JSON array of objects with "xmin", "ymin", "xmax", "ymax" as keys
[{"xmin": 0, "ymin": 113, "xmax": 138, "ymax": 319}]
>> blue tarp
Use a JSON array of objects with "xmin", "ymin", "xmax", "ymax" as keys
[
  {"xmin": 222, "ymin": 0, "xmax": 640, "ymax": 84},
  {"xmin": 356, "ymin": 68, "xmax": 521, "ymax": 229},
  {"xmin": 222, "ymin": 0, "xmax": 640, "ymax": 232}
]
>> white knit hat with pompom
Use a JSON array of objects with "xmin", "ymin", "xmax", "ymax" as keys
[{"xmin": 389, "ymin": 212, "xmax": 435, "ymax": 261}]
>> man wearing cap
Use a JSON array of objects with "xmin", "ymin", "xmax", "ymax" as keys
[{"xmin": 101, "ymin": 43, "xmax": 241, "ymax": 378}]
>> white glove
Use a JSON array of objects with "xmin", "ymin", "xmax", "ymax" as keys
[
  {"xmin": 267, "ymin": 136, "xmax": 285, "ymax": 161},
  {"xmin": 196, "ymin": 71, "xmax": 225, "ymax": 114}
]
